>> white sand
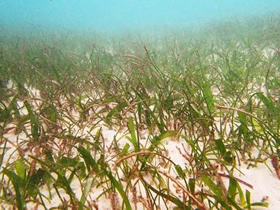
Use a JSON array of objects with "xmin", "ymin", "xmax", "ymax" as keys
[
  {"xmin": 1, "ymin": 84, "xmax": 279, "ymax": 209},
  {"xmin": 3, "ymin": 128, "xmax": 279, "ymax": 209},
  {"xmin": 236, "ymin": 163, "xmax": 280, "ymax": 210}
]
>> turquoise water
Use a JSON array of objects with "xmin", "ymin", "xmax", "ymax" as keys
[{"xmin": 1, "ymin": 0, "xmax": 280, "ymax": 34}]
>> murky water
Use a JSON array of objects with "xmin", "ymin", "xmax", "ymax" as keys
[{"xmin": 1, "ymin": 0, "xmax": 280, "ymax": 34}]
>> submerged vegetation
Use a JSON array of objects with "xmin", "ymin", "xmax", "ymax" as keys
[{"xmin": 0, "ymin": 15, "xmax": 280, "ymax": 209}]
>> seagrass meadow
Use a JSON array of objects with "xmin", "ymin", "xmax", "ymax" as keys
[{"xmin": 0, "ymin": 15, "xmax": 280, "ymax": 209}]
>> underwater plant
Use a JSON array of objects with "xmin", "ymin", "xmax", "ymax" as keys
[{"xmin": 0, "ymin": 15, "xmax": 280, "ymax": 209}]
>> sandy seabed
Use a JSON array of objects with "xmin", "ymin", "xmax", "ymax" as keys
[
  {"xmin": 2, "ymin": 125, "xmax": 280, "ymax": 210},
  {"xmin": 1, "ymin": 80, "xmax": 280, "ymax": 210}
]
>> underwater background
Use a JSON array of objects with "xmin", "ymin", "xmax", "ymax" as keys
[
  {"xmin": 1, "ymin": 1, "xmax": 280, "ymax": 210},
  {"xmin": 1, "ymin": 0, "xmax": 280, "ymax": 35}
]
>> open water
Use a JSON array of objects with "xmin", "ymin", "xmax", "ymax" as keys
[{"xmin": 1, "ymin": 0, "xmax": 280, "ymax": 34}]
